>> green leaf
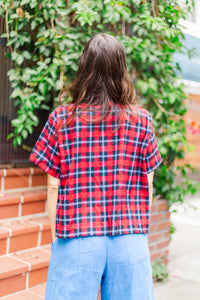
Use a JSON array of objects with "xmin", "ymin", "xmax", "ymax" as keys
[
  {"xmin": 17, "ymin": 136, "xmax": 22, "ymax": 145},
  {"xmin": 28, "ymin": 111, "xmax": 38, "ymax": 124},
  {"xmin": 21, "ymin": 130, "xmax": 28, "ymax": 139},
  {"xmin": 21, "ymin": 0, "xmax": 30, "ymax": 5},
  {"xmin": 40, "ymin": 104, "xmax": 50, "ymax": 110},
  {"xmin": 38, "ymin": 82, "xmax": 48, "ymax": 95},
  {"xmin": 16, "ymin": 54, "xmax": 24, "ymax": 65},
  {"xmin": 7, "ymin": 133, "xmax": 15, "ymax": 140},
  {"xmin": 23, "ymin": 51, "xmax": 32, "ymax": 59},
  {"xmin": 135, "ymin": 80, "xmax": 149, "ymax": 94},
  {"xmin": 26, "ymin": 124, "xmax": 34, "ymax": 134},
  {"xmin": 31, "ymin": 20, "xmax": 38, "ymax": 30},
  {"xmin": 30, "ymin": 1, "xmax": 38, "ymax": 9},
  {"xmin": 11, "ymin": 118, "xmax": 21, "ymax": 126}
]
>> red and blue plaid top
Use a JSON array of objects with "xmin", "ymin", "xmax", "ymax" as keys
[{"xmin": 30, "ymin": 103, "xmax": 162, "ymax": 238}]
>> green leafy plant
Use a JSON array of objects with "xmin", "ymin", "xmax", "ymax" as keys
[
  {"xmin": 169, "ymin": 222, "xmax": 176, "ymax": 241},
  {"xmin": 152, "ymin": 258, "xmax": 169, "ymax": 282},
  {"xmin": 0, "ymin": 0, "xmax": 199, "ymax": 205},
  {"xmin": 169, "ymin": 222, "xmax": 176, "ymax": 235}
]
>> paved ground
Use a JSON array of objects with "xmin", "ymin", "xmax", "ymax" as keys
[{"xmin": 154, "ymin": 195, "xmax": 200, "ymax": 300}]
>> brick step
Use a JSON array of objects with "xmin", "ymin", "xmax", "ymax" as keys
[
  {"xmin": 0, "ymin": 189, "xmax": 47, "ymax": 221},
  {"xmin": 0, "ymin": 167, "xmax": 47, "ymax": 192},
  {"xmin": 1, "ymin": 283, "xmax": 103, "ymax": 300},
  {"xmin": 1, "ymin": 282, "xmax": 102, "ymax": 300},
  {"xmin": 0, "ymin": 216, "xmax": 52, "ymax": 255},
  {"xmin": 1, "ymin": 283, "xmax": 46, "ymax": 299},
  {"xmin": 0, "ymin": 246, "xmax": 51, "ymax": 297}
]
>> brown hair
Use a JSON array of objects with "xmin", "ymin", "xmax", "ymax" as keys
[{"xmin": 59, "ymin": 33, "xmax": 141, "ymax": 128}]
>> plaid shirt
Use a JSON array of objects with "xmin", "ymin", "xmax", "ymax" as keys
[{"xmin": 30, "ymin": 103, "xmax": 162, "ymax": 238}]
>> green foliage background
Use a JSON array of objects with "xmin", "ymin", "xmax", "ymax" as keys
[{"xmin": 0, "ymin": 0, "xmax": 199, "ymax": 206}]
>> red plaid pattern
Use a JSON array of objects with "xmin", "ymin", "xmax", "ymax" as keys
[{"xmin": 30, "ymin": 103, "xmax": 162, "ymax": 238}]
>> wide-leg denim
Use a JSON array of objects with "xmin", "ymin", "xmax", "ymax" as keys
[{"xmin": 45, "ymin": 234, "xmax": 154, "ymax": 300}]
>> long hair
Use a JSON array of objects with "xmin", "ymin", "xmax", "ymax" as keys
[{"xmin": 59, "ymin": 33, "xmax": 141, "ymax": 128}]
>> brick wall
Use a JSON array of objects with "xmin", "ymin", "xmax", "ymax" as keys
[{"xmin": 148, "ymin": 199, "xmax": 170, "ymax": 265}]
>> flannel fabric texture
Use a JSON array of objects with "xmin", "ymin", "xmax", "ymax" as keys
[{"xmin": 30, "ymin": 103, "xmax": 162, "ymax": 238}]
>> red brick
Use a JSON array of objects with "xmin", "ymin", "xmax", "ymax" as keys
[
  {"xmin": 9, "ymin": 232, "xmax": 38, "ymax": 253},
  {"xmin": 148, "ymin": 232, "xmax": 162, "ymax": 243},
  {"xmin": 163, "ymin": 229, "xmax": 170, "ymax": 239},
  {"xmin": 1, "ymin": 219, "xmax": 40, "ymax": 253},
  {"xmin": 156, "ymin": 240, "xmax": 170, "ymax": 250},
  {"xmin": 30, "ymin": 216, "xmax": 50, "ymax": 230},
  {"xmin": 0, "ymin": 238, "xmax": 7, "ymax": 255},
  {"xmin": 0, "ymin": 256, "xmax": 28, "ymax": 280},
  {"xmin": 148, "ymin": 223, "xmax": 156, "ymax": 232},
  {"xmin": 29, "ymin": 267, "xmax": 48, "ymax": 287},
  {"xmin": 0, "ymin": 204, "xmax": 19, "ymax": 220},
  {"xmin": 6, "ymin": 168, "xmax": 31, "ymax": 177},
  {"xmin": 0, "ymin": 169, "xmax": 5, "ymax": 177},
  {"xmin": 0, "ymin": 274, "xmax": 26, "ymax": 297},
  {"xmin": 149, "ymin": 244, "xmax": 156, "ymax": 252},
  {"xmin": 164, "ymin": 211, "xmax": 170, "ymax": 219},
  {"xmin": 157, "ymin": 220, "xmax": 170, "ymax": 231},
  {"xmin": 3, "ymin": 291, "xmax": 44, "ymax": 300},
  {"xmin": 150, "ymin": 202, "xmax": 157, "ymax": 213},
  {"xmin": 0, "ymin": 227, "xmax": 9, "ymax": 239},
  {"xmin": 41, "ymin": 230, "xmax": 52, "ymax": 246},
  {"xmin": 22, "ymin": 201, "xmax": 46, "ymax": 216},
  {"xmin": 32, "ymin": 168, "xmax": 46, "ymax": 175},
  {"xmin": 150, "ymin": 213, "xmax": 163, "ymax": 222},
  {"xmin": 31, "ymin": 175, "xmax": 47, "ymax": 187},
  {"xmin": 23, "ymin": 190, "xmax": 47, "ymax": 203},
  {"xmin": 162, "ymin": 257, "xmax": 169, "ymax": 265},
  {"xmin": 30, "ymin": 283, "xmax": 46, "ymax": 297},
  {"xmin": 162, "ymin": 249, "xmax": 169, "ymax": 258},
  {"xmin": 12, "ymin": 249, "xmax": 51, "ymax": 272},
  {"xmin": 150, "ymin": 251, "xmax": 162, "ymax": 262},
  {"xmin": 150, "ymin": 249, "xmax": 169, "ymax": 262},
  {"xmin": 4, "ymin": 176, "xmax": 29, "ymax": 190},
  {"xmin": 1, "ymin": 219, "xmax": 40, "ymax": 236},
  {"xmin": 0, "ymin": 194, "xmax": 21, "ymax": 206},
  {"xmin": 158, "ymin": 200, "xmax": 168, "ymax": 211}
]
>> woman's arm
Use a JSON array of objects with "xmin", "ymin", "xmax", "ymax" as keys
[
  {"xmin": 47, "ymin": 174, "xmax": 60, "ymax": 242},
  {"xmin": 147, "ymin": 171, "xmax": 154, "ymax": 208}
]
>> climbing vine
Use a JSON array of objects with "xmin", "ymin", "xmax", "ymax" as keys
[{"xmin": 0, "ymin": 0, "xmax": 199, "ymax": 205}]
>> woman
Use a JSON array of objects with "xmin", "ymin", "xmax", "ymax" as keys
[{"xmin": 30, "ymin": 33, "xmax": 162, "ymax": 300}]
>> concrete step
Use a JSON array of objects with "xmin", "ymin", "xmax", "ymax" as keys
[
  {"xmin": 0, "ymin": 215, "xmax": 52, "ymax": 255},
  {"xmin": 0, "ymin": 189, "xmax": 47, "ymax": 221},
  {"xmin": 0, "ymin": 247, "xmax": 51, "ymax": 297}
]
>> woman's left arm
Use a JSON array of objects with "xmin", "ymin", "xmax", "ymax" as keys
[
  {"xmin": 47, "ymin": 174, "xmax": 60, "ymax": 242},
  {"xmin": 147, "ymin": 171, "xmax": 154, "ymax": 208}
]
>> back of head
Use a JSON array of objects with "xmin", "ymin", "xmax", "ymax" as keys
[
  {"xmin": 60, "ymin": 33, "xmax": 139, "ymax": 125},
  {"xmin": 73, "ymin": 33, "xmax": 134, "ymax": 106}
]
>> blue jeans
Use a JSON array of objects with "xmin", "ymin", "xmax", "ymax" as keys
[{"xmin": 45, "ymin": 234, "xmax": 154, "ymax": 300}]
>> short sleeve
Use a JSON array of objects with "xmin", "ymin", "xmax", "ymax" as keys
[
  {"xmin": 29, "ymin": 110, "xmax": 61, "ymax": 179},
  {"xmin": 143, "ymin": 114, "xmax": 162, "ymax": 175}
]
